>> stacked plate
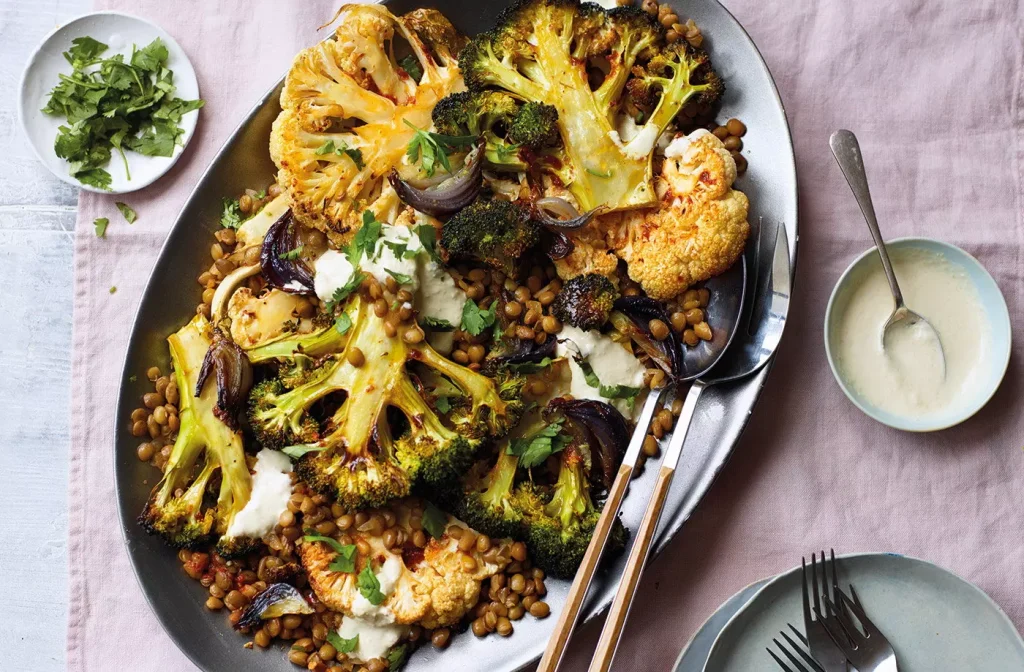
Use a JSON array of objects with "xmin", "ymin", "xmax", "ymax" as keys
[{"xmin": 675, "ymin": 553, "xmax": 1024, "ymax": 672}]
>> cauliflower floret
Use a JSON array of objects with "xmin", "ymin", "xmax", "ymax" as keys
[
  {"xmin": 271, "ymin": 5, "xmax": 465, "ymax": 246},
  {"xmin": 226, "ymin": 288, "xmax": 314, "ymax": 349},
  {"xmin": 612, "ymin": 129, "xmax": 749, "ymax": 300},
  {"xmin": 552, "ymin": 222, "xmax": 621, "ymax": 282},
  {"xmin": 300, "ymin": 506, "xmax": 509, "ymax": 629}
]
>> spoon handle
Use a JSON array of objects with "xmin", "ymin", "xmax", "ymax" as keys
[{"xmin": 829, "ymin": 129, "xmax": 905, "ymax": 309}]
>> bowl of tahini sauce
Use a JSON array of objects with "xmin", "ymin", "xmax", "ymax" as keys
[{"xmin": 825, "ymin": 238, "xmax": 1011, "ymax": 431}]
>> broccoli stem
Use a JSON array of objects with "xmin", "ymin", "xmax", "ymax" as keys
[
  {"xmin": 544, "ymin": 453, "xmax": 591, "ymax": 529},
  {"xmin": 479, "ymin": 450, "xmax": 519, "ymax": 512}
]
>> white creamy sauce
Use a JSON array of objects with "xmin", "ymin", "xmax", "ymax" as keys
[
  {"xmin": 556, "ymin": 325, "xmax": 646, "ymax": 417},
  {"xmin": 623, "ymin": 123, "xmax": 660, "ymax": 159},
  {"xmin": 313, "ymin": 223, "xmax": 463, "ymax": 351},
  {"xmin": 336, "ymin": 615, "xmax": 404, "ymax": 663},
  {"xmin": 225, "ymin": 449, "xmax": 292, "ymax": 538},
  {"xmin": 664, "ymin": 129, "xmax": 710, "ymax": 159},
  {"xmin": 350, "ymin": 554, "xmax": 404, "ymax": 620},
  {"xmin": 835, "ymin": 248, "xmax": 989, "ymax": 418}
]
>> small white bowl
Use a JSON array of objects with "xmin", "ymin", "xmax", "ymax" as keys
[
  {"xmin": 824, "ymin": 237, "xmax": 1011, "ymax": 432},
  {"xmin": 19, "ymin": 11, "xmax": 200, "ymax": 194}
]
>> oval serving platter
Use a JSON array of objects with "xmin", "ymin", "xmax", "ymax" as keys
[{"xmin": 114, "ymin": 1, "xmax": 798, "ymax": 670}]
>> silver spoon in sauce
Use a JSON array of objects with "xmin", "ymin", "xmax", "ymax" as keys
[{"xmin": 830, "ymin": 129, "xmax": 946, "ymax": 379}]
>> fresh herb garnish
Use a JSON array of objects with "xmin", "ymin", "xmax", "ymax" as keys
[
  {"xmin": 421, "ymin": 502, "xmax": 448, "ymax": 539},
  {"xmin": 325, "ymin": 271, "xmax": 366, "ymax": 313},
  {"xmin": 314, "ymin": 139, "xmax": 364, "ymax": 169},
  {"xmin": 494, "ymin": 142, "xmax": 521, "ymax": 162},
  {"xmin": 220, "ymin": 198, "xmax": 244, "ymax": 229},
  {"xmin": 576, "ymin": 358, "xmax": 643, "ymax": 403},
  {"xmin": 420, "ymin": 316, "xmax": 455, "ymax": 331},
  {"xmin": 460, "ymin": 299, "xmax": 498, "ymax": 336},
  {"xmin": 357, "ymin": 564, "xmax": 386, "ymax": 605},
  {"xmin": 508, "ymin": 418, "xmax": 571, "ymax": 468},
  {"xmin": 385, "ymin": 268, "xmax": 414, "ymax": 286},
  {"xmin": 41, "ymin": 36, "xmax": 203, "ymax": 190},
  {"xmin": 93, "ymin": 217, "xmax": 109, "ymax": 237},
  {"xmin": 347, "ymin": 211, "xmax": 382, "ymax": 262},
  {"xmin": 334, "ymin": 312, "xmax": 353, "ymax": 335},
  {"xmin": 302, "ymin": 534, "xmax": 357, "ymax": 573},
  {"xmin": 635, "ymin": 110, "xmax": 646, "ymax": 124},
  {"xmin": 115, "ymin": 202, "xmax": 137, "ymax": 223},
  {"xmin": 506, "ymin": 357, "xmax": 554, "ymax": 374},
  {"xmin": 282, "ymin": 444, "xmax": 327, "ymax": 459},
  {"xmin": 327, "ymin": 632, "xmax": 359, "ymax": 654},
  {"xmin": 387, "ymin": 644, "xmax": 410, "ymax": 670},
  {"xmin": 435, "ymin": 396, "xmax": 452, "ymax": 414},
  {"xmin": 585, "ymin": 167, "xmax": 613, "ymax": 179},
  {"xmin": 404, "ymin": 120, "xmax": 477, "ymax": 177},
  {"xmin": 414, "ymin": 224, "xmax": 441, "ymax": 263},
  {"xmin": 278, "ymin": 246, "xmax": 304, "ymax": 261},
  {"xmin": 398, "ymin": 54, "xmax": 424, "ymax": 82}
]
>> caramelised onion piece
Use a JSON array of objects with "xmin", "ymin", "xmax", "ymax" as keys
[
  {"xmin": 610, "ymin": 296, "xmax": 684, "ymax": 379},
  {"xmin": 485, "ymin": 334, "xmax": 557, "ymax": 372},
  {"xmin": 542, "ymin": 229, "xmax": 574, "ymax": 260},
  {"xmin": 237, "ymin": 583, "xmax": 314, "ymax": 629},
  {"xmin": 260, "ymin": 211, "xmax": 315, "ymax": 296},
  {"xmin": 195, "ymin": 330, "xmax": 253, "ymax": 429},
  {"xmin": 389, "ymin": 143, "xmax": 484, "ymax": 217},
  {"xmin": 533, "ymin": 197, "xmax": 603, "ymax": 230},
  {"xmin": 547, "ymin": 398, "xmax": 630, "ymax": 490}
]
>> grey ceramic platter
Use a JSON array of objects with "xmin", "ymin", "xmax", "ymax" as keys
[
  {"xmin": 673, "ymin": 579, "xmax": 771, "ymax": 672},
  {"xmin": 113, "ymin": 1, "xmax": 798, "ymax": 670},
  {"xmin": 700, "ymin": 554, "xmax": 1024, "ymax": 672}
]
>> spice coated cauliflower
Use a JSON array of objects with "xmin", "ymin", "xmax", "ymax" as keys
[{"xmin": 270, "ymin": 4, "xmax": 466, "ymax": 246}]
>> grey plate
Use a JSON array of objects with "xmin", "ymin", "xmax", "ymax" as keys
[
  {"xmin": 704, "ymin": 554, "xmax": 1024, "ymax": 672},
  {"xmin": 673, "ymin": 579, "xmax": 771, "ymax": 672},
  {"xmin": 113, "ymin": 1, "xmax": 798, "ymax": 670}
]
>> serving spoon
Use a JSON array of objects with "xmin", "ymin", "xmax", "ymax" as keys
[{"xmin": 829, "ymin": 129, "xmax": 946, "ymax": 378}]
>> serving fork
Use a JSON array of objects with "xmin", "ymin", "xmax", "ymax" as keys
[
  {"xmin": 801, "ymin": 550, "xmax": 849, "ymax": 672},
  {"xmin": 817, "ymin": 585, "xmax": 900, "ymax": 672},
  {"xmin": 587, "ymin": 222, "xmax": 792, "ymax": 672}
]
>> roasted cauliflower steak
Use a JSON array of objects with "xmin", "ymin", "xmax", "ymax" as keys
[{"xmin": 271, "ymin": 4, "xmax": 465, "ymax": 246}]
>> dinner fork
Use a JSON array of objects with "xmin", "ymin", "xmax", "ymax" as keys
[
  {"xmin": 768, "ymin": 625, "xmax": 827, "ymax": 672},
  {"xmin": 802, "ymin": 551, "xmax": 849, "ymax": 672},
  {"xmin": 817, "ymin": 586, "xmax": 900, "ymax": 672},
  {"xmin": 588, "ymin": 222, "xmax": 792, "ymax": 672}
]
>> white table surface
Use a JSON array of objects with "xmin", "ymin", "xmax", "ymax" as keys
[{"xmin": 1, "ymin": 1, "xmax": 86, "ymax": 669}]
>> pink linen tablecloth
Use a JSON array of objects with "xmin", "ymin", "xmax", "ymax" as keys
[{"xmin": 68, "ymin": 0, "xmax": 1024, "ymax": 670}]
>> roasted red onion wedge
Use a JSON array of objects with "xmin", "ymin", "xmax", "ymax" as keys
[
  {"xmin": 546, "ymin": 397, "xmax": 630, "ymax": 491},
  {"xmin": 195, "ymin": 331, "xmax": 253, "ymax": 429},
  {"xmin": 260, "ymin": 211, "xmax": 315, "ymax": 295},
  {"xmin": 389, "ymin": 143, "xmax": 484, "ymax": 216},
  {"xmin": 610, "ymin": 296, "xmax": 684, "ymax": 379}
]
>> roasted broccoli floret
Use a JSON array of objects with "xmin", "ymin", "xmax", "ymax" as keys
[
  {"xmin": 440, "ymin": 198, "xmax": 540, "ymax": 277},
  {"xmin": 139, "ymin": 315, "xmax": 253, "ymax": 553},
  {"xmin": 455, "ymin": 449, "xmax": 524, "ymax": 539},
  {"xmin": 432, "ymin": 91, "xmax": 559, "ymax": 171},
  {"xmin": 459, "ymin": 0, "xmax": 723, "ymax": 211},
  {"xmin": 248, "ymin": 295, "xmax": 524, "ymax": 510},
  {"xmin": 552, "ymin": 273, "xmax": 619, "ymax": 331}
]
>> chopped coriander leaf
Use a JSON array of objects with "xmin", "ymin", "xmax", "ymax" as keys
[
  {"xmin": 420, "ymin": 316, "xmax": 455, "ymax": 331},
  {"xmin": 220, "ymin": 198, "xmax": 244, "ymax": 229},
  {"xmin": 339, "ymin": 144, "xmax": 365, "ymax": 170},
  {"xmin": 278, "ymin": 246, "xmax": 304, "ymax": 261},
  {"xmin": 357, "ymin": 564, "xmax": 386, "ymax": 605},
  {"xmin": 575, "ymin": 358, "xmax": 643, "ymax": 401},
  {"xmin": 403, "ymin": 120, "xmax": 477, "ymax": 177},
  {"xmin": 334, "ymin": 312, "xmax": 352, "ymax": 335},
  {"xmin": 315, "ymin": 139, "xmax": 364, "ymax": 169},
  {"xmin": 398, "ymin": 54, "xmax": 424, "ymax": 82},
  {"xmin": 115, "ymin": 201, "xmax": 137, "ymax": 223},
  {"xmin": 385, "ymin": 268, "xmax": 414, "ymax": 286},
  {"xmin": 282, "ymin": 444, "xmax": 327, "ymax": 459},
  {"xmin": 315, "ymin": 140, "xmax": 337, "ymax": 155},
  {"xmin": 128, "ymin": 374, "xmax": 137, "ymax": 382},
  {"xmin": 325, "ymin": 271, "xmax": 366, "ymax": 313},
  {"xmin": 93, "ymin": 217, "xmax": 109, "ymax": 238},
  {"xmin": 508, "ymin": 418, "xmax": 571, "ymax": 469},
  {"xmin": 421, "ymin": 502, "xmax": 448, "ymax": 539},
  {"xmin": 435, "ymin": 396, "xmax": 452, "ymax": 414},
  {"xmin": 347, "ymin": 211, "xmax": 382, "ymax": 262},
  {"xmin": 41, "ymin": 36, "xmax": 203, "ymax": 189},
  {"xmin": 387, "ymin": 644, "xmax": 410, "ymax": 670},
  {"xmin": 460, "ymin": 299, "xmax": 497, "ymax": 336},
  {"xmin": 327, "ymin": 632, "xmax": 359, "ymax": 654},
  {"xmin": 303, "ymin": 534, "xmax": 357, "ymax": 573},
  {"xmin": 415, "ymin": 224, "xmax": 441, "ymax": 263},
  {"xmin": 506, "ymin": 357, "xmax": 554, "ymax": 374},
  {"xmin": 585, "ymin": 167, "xmax": 613, "ymax": 179}
]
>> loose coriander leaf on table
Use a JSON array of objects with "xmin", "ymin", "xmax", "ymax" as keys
[
  {"xmin": 421, "ymin": 502, "xmax": 448, "ymax": 538},
  {"xmin": 115, "ymin": 202, "xmax": 137, "ymax": 223},
  {"xmin": 93, "ymin": 217, "xmax": 109, "ymax": 237},
  {"xmin": 357, "ymin": 565, "xmax": 386, "ymax": 605}
]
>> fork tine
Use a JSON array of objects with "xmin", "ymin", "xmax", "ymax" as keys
[
  {"xmin": 787, "ymin": 623, "xmax": 808, "ymax": 646},
  {"xmin": 800, "ymin": 557, "xmax": 812, "ymax": 627},
  {"xmin": 820, "ymin": 595, "xmax": 863, "ymax": 645},
  {"xmin": 838, "ymin": 587, "xmax": 884, "ymax": 638},
  {"xmin": 772, "ymin": 638, "xmax": 814, "ymax": 672},
  {"xmin": 829, "ymin": 549, "xmax": 840, "ymax": 603},
  {"xmin": 768, "ymin": 647, "xmax": 797, "ymax": 672},
  {"xmin": 810, "ymin": 553, "xmax": 822, "ymax": 618},
  {"xmin": 780, "ymin": 629, "xmax": 827, "ymax": 672},
  {"xmin": 815, "ymin": 602, "xmax": 860, "ymax": 652}
]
